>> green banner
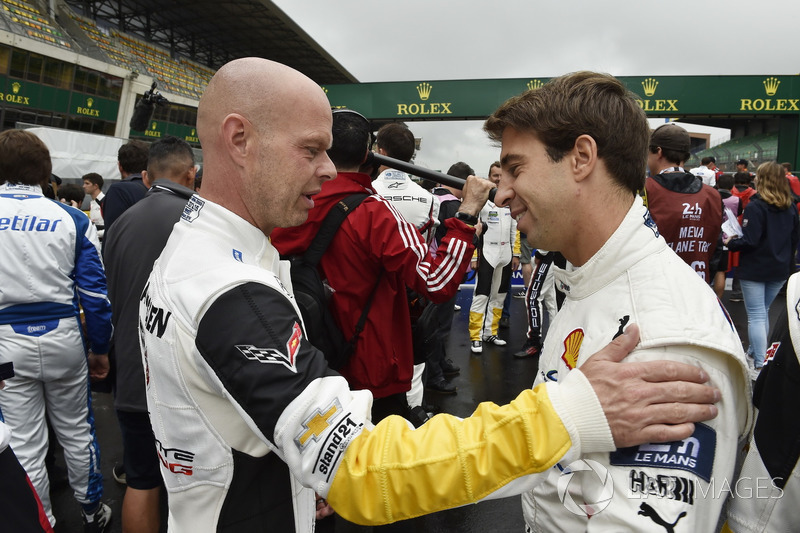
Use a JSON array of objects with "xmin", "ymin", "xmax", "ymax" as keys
[
  {"xmin": 130, "ymin": 119, "xmax": 167, "ymax": 139},
  {"xmin": 0, "ymin": 75, "xmax": 119, "ymax": 121},
  {"xmin": 70, "ymin": 92, "xmax": 119, "ymax": 121},
  {"xmin": 129, "ymin": 122, "xmax": 200, "ymax": 144},
  {"xmin": 322, "ymin": 75, "xmax": 800, "ymax": 120}
]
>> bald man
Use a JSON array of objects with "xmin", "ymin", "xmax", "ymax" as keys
[{"xmin": 139, "ymin": 58, "xmax": 721, "ymax": 532}]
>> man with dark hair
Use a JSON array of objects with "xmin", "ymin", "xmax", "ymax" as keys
[
  {"xmin": 691, "ymin": 155, "xmax": 717, "ymax": 187},
  {"xmin": 273, "ymin": 110, "xmax": 484, "ymax": 420},
  {"xmin": 57, "ymin": 183, "xmax": 86, "ymax": 207},
  {"xmin": 104, "ymin": 136, "xmax": 196, "ymax": 533},
  {"xmin": 139, "ymin": 59, "xmax": 722, "ymax": 531},
  {"xmin": 0, "ymin": 130, "xmax": 112, "ymax": 532},
  {"xmin": 485, "ymin": 71, "xmax": 750, "ymax": 532},
  {"xmin": 646, "ymin": 123, "xmax": 723, "ymax": 282},
  {"xmin": 102, "ymin": 139, "xmax": 149, "ymax": 233},
  {"xmin": 374, "ymin": 122, "xmax": 415, "ymax": 162},
  {"xmin": 82, "ymin": 172, "xmax": 105, "ymax": 239},
  {"xmin": 737, "ymin": 158, "xmax": 751, "ymax": 174}
]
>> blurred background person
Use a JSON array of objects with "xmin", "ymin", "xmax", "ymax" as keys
[
  {"xmin": 82, "ymin": 172, "xmax": 105, "ymax": 240},
  {"xmin": 726, "ymin": 161, "xmax": 800, "ymax": 379}
]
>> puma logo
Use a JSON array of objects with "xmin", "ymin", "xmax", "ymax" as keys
[
  {"xmin": 613, "ymin": 315, "xmax": 630, "ymax": 340},
  {"xmin": 638, "ymin": 502, "xmax": 686, "ymax": 532}
]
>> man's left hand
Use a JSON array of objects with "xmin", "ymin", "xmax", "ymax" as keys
[{"xmin": 88, "ymin": 352, "xmax": 110, "ymax": 381}]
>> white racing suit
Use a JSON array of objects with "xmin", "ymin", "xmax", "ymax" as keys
[
  {"xmin": 141, "ymin": 195, "xmax": 623, "ymax": 532},
  {"xmin": 524, "ymin": 196, "xmax": 752, "ymax": 532},
  {"xmin": 372, "ymin": 169, "xmax": 439, "ymax": 244},
  {"xmin": 469, "ymin": 200, "xmax": 517, "ymax": 340},
  {"xmin": 0, "ymin": 183, "xmax": 111, "ymax": 527},
  {"xmin": 725, "ymin": 272, "xmax": 800, "ymax": 532}
]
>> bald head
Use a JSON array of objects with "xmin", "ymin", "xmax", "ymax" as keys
[
  {"xmin": 195, "ymin": 58, "xmax": 336, "ymax": 234},
  {"xmin": 198, "ymin": 58, "xmax": 327, "ymax": 151}
]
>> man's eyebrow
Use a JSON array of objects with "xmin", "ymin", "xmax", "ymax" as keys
[{"xmin": 500, "ymin": 153, "xmax": 523, "ymax": 167}]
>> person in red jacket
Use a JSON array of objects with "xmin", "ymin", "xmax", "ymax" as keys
[{"xmin": 271, "ymin": 110, "xmax": 492, "ymax": 423}]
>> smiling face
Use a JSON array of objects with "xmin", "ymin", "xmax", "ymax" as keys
[{"xmin": 495, "ymin": 127, "xmax": 574, "ymax": 254}]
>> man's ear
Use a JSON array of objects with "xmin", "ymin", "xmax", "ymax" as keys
[
  {"xmin": 572, "ymin": 134, "xmax": 597, "ymax": 182},
  {"xmin": 141, "ymin": 169, "xmax": 151, "ymax": 188},
  {"xmin": 221, "ymin": 113, "xmax": 250, "ymax": 166}
]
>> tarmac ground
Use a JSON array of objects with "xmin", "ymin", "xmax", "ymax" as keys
[{"xmin": 49, "ymin": 282, "xmax": 770, "ymax": 532}]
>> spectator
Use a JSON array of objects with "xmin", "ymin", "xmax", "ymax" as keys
[
  {"xmin": 711, "ymin": 173, "xmax": 742, "ymax": 298},
  {"xmin": 737, "ymin": 158, "xmax": 752, "ymax": 174},
  {"xmin": 0, "ymin": 130, "xmax": 112, "ymax": 532},
  {"xmin": 274, "ymin": 108, "xmax": 479, "ymax": 421},
  {"xmin": 139, "ymin": 58, "xmax": 720, "ymax": 530},
  {"xmin": 645, "ymin": 123, "xmax": 722, "ymax": 282},
  {"xmin": 43, "ymin": 174, "xmax": 61, "ymax": 200},
  {"xmin": 725, "ymin": 161, "xmax": 800, "ymax": 379},
  {"xmin": 102, "ymin": 139, "xmax": 149, "ymax": 233},
  {"xmin": 485, "ymin": 70, "xmax": 750, "ymax": 533},
  {"xmin": 691, "ymin": 155, "xmax": 717, "ymax": 187},
  {"xmin": 468, "ymin": 161, "xmax": 518, "ymax": 353},
  {"xmin": 103, "ymin": 136, "xmax": 196, "ymax": 533},
  {"xmin": 730, "ymin": 170, "xmax": 760, "ymax": 302},
  {"xmin": 57, "ymin": 183, "xmax": 86, "ymax": 208},
  {"xmin": 708, "ymin": 155, "xmax": 724, "ymax": 180},
  {"xmin": 82, "ymin": 172, "xmax": 105, "ymax": 240}
]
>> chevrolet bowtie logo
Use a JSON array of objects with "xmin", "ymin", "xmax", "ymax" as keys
[
  {"xmin": 527, "ymin": 79, "xmax": 544, "ymax": 91},
  {"xmin": 763, "ymin": 76, "xmax": 780, "ymax": 96},
  {"xmin": 641, "ymin": 78, "xmax": 658, "ymax": 97},
  {"xmin": 298, "ymin": 405, "xmax": 338, "ymax": 446},
  {"xmin": 417, "ymin": 82, "xmax": 432, "ymax": 101}
]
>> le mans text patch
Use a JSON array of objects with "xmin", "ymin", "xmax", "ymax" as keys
[{"xmin": 610, "ymin": 423, "xmax": 716, "ymax": 482}]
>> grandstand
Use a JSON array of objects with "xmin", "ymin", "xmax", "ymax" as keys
[
  {"xmin": 691, "ymin": 132, "xmax": 779, "ymax": 170},
  {"xmin": 0, "ymin": 0, "xmax": 355, "ymax": 145}
]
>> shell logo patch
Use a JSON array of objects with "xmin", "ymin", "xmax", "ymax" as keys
[{"xmin": 561, "ymin": 328, "xmax": 585, "ymax": 369}]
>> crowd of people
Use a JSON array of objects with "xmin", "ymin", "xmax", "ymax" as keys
[{"xmin": 0, "ymin": 59, "xmax": 797, "ymax": 533}]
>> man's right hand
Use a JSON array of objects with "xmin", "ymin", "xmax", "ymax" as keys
[
  {"xmin": 580, "ymin": 324, "xmax": 720, "ymax": 448},
  {"xmin": 459, "ymin": 175, "xmax": 495, "ymax": 216}
]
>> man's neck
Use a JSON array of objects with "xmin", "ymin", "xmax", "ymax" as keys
[{"xmin": 563, "ymin": 190, "xmax": 634, "ymax": 268}]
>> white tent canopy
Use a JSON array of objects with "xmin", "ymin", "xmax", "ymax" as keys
[{"xmin": 27, "ymin": 126, "xmax": 126, "ymax": 182}]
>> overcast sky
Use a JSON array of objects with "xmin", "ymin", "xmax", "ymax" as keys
[{"xmin": 274, "ymin": 0, "xmax": 800, "ymax": 173}]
